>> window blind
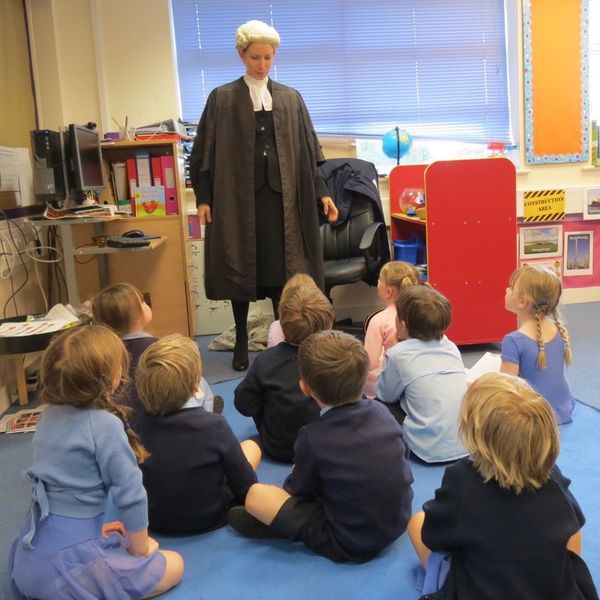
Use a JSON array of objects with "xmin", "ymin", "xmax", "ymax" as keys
[{"xmin": 171, "ymin": 0, "xmax": 511, "ymax": 143}]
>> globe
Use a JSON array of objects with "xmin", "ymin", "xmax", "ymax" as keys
[{"xmin": 382, "ymin": 128, "xmax": 413, "ymax": 161}]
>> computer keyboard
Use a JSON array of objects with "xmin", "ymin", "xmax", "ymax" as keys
[{"xmin": 104, "ymin": 235, "xmax": 151, "ymax": 248}]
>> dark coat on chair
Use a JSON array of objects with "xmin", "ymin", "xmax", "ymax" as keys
[
  {"xmin": 318, "ymin": 158, "xmax": 390, "ymax": 291},
  {"xmin": 318, "ymin": 158, "xmax": 387, "ymax": 228}
]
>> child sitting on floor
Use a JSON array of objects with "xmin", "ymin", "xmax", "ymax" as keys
[
  {"xmin": 363, "ymin": 261, "xmax": 422, "ymax": 398},
  {"xmin": 228, "ymin": 330, "xmax": 414, "ymax": 563},
  {"xmin": 407, "ymin": 372, "xmax": 598, "ymax": 599},
  {"xmin": 377, "ymin": 285, "xmax": 467, "ymax": 463},
  {"xmin": 92, "ymin": 282, "xmax": 219, "ymax": 425},
  {"xmin": 8, "ymin": 325, "xmax": 183, "ymax": 599},
  {"xmin": 267, "ymin": 273, "xmax": 318, "ymax": 347},
  {"xmin": 501, "ymin": 263, "xmax": 575, "ymax": 424},
  {"xmin": 234, "ymin": 283, "xmax": 334, "ymax": 462},
  {"xmin": 135, "ymin": 334, "xmax": 260, "ymax": 534}
]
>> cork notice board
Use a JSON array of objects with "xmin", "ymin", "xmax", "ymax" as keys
[{"xmin": 523, "ymin": 0, "xmax": 588, "ymax": 164}]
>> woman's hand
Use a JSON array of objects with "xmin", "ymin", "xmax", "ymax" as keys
[
  {"xmin": 198, "ymin": 203, "xmax": 212, "ymax": 225},
  {"xmin": 321, "ymin": 196, "xmax": 339, "ymax": 224}
]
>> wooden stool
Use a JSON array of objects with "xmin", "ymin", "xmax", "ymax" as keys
[{"xmin": 0, "ymin": 352, "xmax": 42, "ymax": 406}]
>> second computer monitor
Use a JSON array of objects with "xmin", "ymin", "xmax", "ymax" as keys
[{"xmin": 69, "ymin": 123, "xmax": 105, "ymax": 194}]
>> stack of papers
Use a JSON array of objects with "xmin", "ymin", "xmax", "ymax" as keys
[
  {"xmin": 0, "ymin": 407, "xmax": 46, "ymax": 434},
  {"xmin": 0, "ymin": 304, "xmax": 79, "ymax": 338},
  {"xmin": 465, "ymin": 352, "xmax": 502, "ymax": 383},
  {"xmin": 43, "ymin": 204, "xmax": 114, "ymax": 220}
]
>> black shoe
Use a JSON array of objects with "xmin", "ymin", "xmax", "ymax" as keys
[
  {"xmin": 232, "ymin": 339, "xmax": 249, "ymax": 371},
  {"xmin": 213, "ymin": 395, "xmax": 224, "ymax": 414},
  {"xmin": 227, "ymin": 506, "xmax": 274, "ymax": 539}
]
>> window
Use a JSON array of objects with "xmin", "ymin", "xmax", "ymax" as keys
[{"xmin": 171, "ymin": 0, "xmax": 512, "ymax": 148}]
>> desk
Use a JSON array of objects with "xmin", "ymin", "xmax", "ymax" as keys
[
  {"xmin": 27, "ymin": 217, "xmax": 165, "ymax": 306},
  {"xmin": 27, "ymin": 215, "xmax": 194, "ymax": 337}
]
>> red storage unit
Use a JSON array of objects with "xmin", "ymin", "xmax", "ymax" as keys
[{"xmin": 390, "ymin": 158, "xmax": 517, "ymax": 345}]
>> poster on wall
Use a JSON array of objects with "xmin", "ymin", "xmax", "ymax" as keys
[
  {"xmin": 519, "ymin": 258, "xmax": 562, "ymax": 278},
  {"xmin": 523, "ymin": 189, "xmax": 565, "ymax": 222},
  {"xmin": 564, "ymin": 231, "xmax": 593, "ymax": 276},
  {"xmin": 519, "ymin": 225, "xmax": 563, "ymax": 259},
  {"xmin": 583, "ymin": 188, "xmax": 600, "ymax": 220}
]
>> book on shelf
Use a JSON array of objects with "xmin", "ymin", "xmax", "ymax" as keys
[
  {"xmin": 126, "ymin": 158, "xmax": 138, "ymax": 214},
  {"xmin": 110, "ymin": 161, "xmax": 128, "ymax": 200},
  {"xmin": 43, "ymin": 204, "xmax": 114, "ymax": 220},
  {"xmin": 134, "ymin": 186, "xmax": 166, "ymax": 217}
]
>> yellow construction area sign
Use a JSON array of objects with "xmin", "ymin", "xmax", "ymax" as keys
[{"xmin": 523, "ymin": 189, "xmax": 565, "ymax": 222}]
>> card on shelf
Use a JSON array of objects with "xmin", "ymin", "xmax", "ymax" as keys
[
  {"xmin": 134, "ymin": 185, "xmax": 166, "ymax": 217},
  {"xmin": 135, "ymin": 151, "xmax": 152, "ymax": 187}
]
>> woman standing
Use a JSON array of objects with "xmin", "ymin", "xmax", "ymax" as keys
[{"xmin": 190, "ymin": 20, "xmax": 338, "ymax": 371}]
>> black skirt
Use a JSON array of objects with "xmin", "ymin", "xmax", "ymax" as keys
[{"xmin": 255, "ymin": 169, "xmax": 285, "ymax": 289}]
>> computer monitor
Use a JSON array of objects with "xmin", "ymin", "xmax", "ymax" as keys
[{"xmin": 68, "ymin": 123, "xmax": 105, "ymax": 195}]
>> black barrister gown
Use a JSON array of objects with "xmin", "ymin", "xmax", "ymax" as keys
[{"xmin": 190, "ymin": 77, "xmax": 327, "ymax": 301}]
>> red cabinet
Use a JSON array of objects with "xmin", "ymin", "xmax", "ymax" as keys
[{"xmin": 390, "ymin": 158, "xmax": 517, "ymax": 345}]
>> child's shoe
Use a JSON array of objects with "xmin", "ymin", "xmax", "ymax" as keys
[
  {"xmin": 227, "ymin": 506, "xmax": 274, "ymax": 539},
  {"xmin": 213, "ymin": 395, "xmax": 224, "ymax": 414}
]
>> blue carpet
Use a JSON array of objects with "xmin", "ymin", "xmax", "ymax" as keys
[
  {"xmin": 561, "ymin": 303, "xmax": 600, "ymax": 412},
  {"xmin": 1, "ymin": 303, "xmax": 599, "ymax": 599},
  {"xmin": 1, "ymin": 392, "xmax": 599, "ymax": 599},
  {"xmin": 142, "ymin": 380, "xmax": 599, "ymax": 600}
]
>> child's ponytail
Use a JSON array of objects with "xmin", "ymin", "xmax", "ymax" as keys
[
  {"xmin": 97, "ymin": 397, "xmax": 150, "ymax": 464},
  {"xmin": 533, "ymin": 302, "xmax": 548, "ymax": 369},
  {"xmin": 552, "ymin": 308, "xmax": 573, "ymax": 367}
]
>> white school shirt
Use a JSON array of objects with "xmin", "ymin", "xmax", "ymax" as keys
[{"xmin": 377, "ymin": 335, "xmax": 468, "ymax": 463}]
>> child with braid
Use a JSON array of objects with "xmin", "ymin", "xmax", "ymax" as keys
[
  {"xmin": 363, "ymin": 261, "xmax": 423, "ymax": 398},
  {"xmin": 501, "ymin": 264, "xmax": 574, "ymax": 424},
  {"xmin": 8, "ymin": 325, "xmax": 183, "ymax": 599}
]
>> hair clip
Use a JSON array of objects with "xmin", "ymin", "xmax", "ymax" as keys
[{"xmin": 532, "ymin": 299, "xmax": 548, "ymax": 310}]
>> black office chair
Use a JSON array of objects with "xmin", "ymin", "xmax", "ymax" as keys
[
  {"xmin": 321, "ymin": 194, "xmax": 388, "ymax": 300},
  {"xmin": 319, "ymin": 159, "xmax": 390, "ymax": 308}
]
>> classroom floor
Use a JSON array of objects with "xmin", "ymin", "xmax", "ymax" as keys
[{"xmin": 1, "ymin": 303, "xmax": 599, "ymax": 599}]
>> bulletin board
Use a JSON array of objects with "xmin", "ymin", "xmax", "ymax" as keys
[{"xmin": 523, "ymin": 0, "xmax": 589, "ymax": 164}]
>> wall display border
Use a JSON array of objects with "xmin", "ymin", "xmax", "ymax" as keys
[{"xmin": 523, "ymin": 0, "xmax": 589, "ymax": 164}]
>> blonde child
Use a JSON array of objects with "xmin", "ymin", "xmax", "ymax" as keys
[
  {"xmin": 135, "ymin": 334, "xmax": 260, "ymax": 534},
  {"xmin": 235, "ymin": 284, "xmax": 334, "ymax": 462},
  {"xmin": 364, "ymin": 261, "xmax": 422, "ymax": 398},
  {"xmin": 92, "ymin": 282, "xmax": 218, "ymax": 424},
  {"xmin": 407, "ymin": 373, "xmax": 597, "ymax": 599},
  {"xmin": 267, "ymin": 273, "xmax": 318, "ymax": 347},
  {"xmin": 228, "ymin": 330, "xmax": 414, "ymax": 563},
  {"xmin": 501, "ymin": 264, "xmax": 574, "ymax": 424},
  {"xmin": 8, "ymin": 326, "xmax": 183, "ymax": 599}
]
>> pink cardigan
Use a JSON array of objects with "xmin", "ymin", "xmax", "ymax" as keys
[{"xmin": 363, "ymin": 304, "xmax": 398, "ymax": 398}]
